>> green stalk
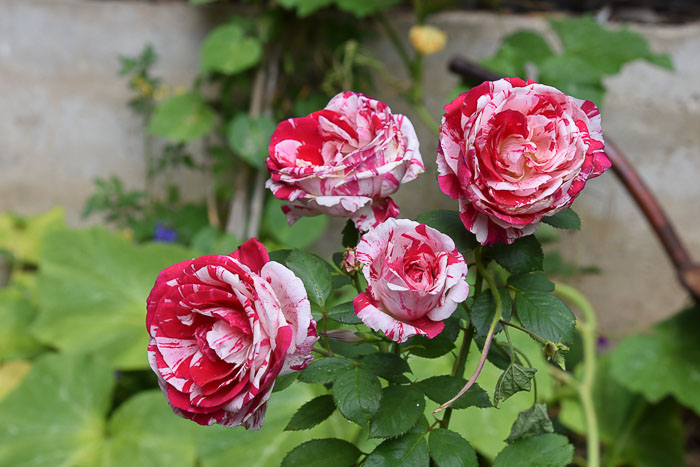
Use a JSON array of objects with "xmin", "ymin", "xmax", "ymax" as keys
[
  {"xmin": 440, "ymin": 322, "xmax": 473, "ymax": 428},
  {"xmin": 435, "ymin": 247, "xmax": 501, "ymax": 413},
  {"xmin": 554, "ymin": 282, "xmax": 599, "ymax": 467},
  {"xmin": 500, "ymin": 319, "xmax": 548, "ymax": 345}
]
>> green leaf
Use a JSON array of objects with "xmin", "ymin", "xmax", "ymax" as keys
[
  {"xmin": 470, "ymin": 287, "xmax": 512, "ymax": 337},
  {"xmin": 197, "ymin": 382, "xmax": 356, "ymax": 467},
  {"xmin": 402, "ymin": 315, "xmax": 460, "ymax": 359},
  {"xmin": 298, "ymin": 357, "xmax": 353, "ymax": 384},
  {"xmin": 330, "ymin": 340, "xmax": 376, "ymax": 358},
  {"xmin": 541, "ymin": 209, "xmax": 580, "ymax": 230},
  {"xmin": 0, "ymin": 353, "xmax": 111, "ymax": 466},
  {"xmin": 429, "ymin": 428, "xmax": 478, "ymax": 467},
  {"xmin": 0, "ymin": 207, "xmax": 64, "ymax": 263},
  {"xmin": 334, "ymin": 0, "xmax": 401, "ymax": 17},
  {"xmin": 488, "ymin": 236, "xmax": 543, "ymax": 274},
  {"xmin": 0, "ymin": 284, "xmax": 44, "ymax": 362},
  {"xmin": 416, "ymin": 210, "xmax": 478, "ymax": 254},
  {"xmin": 191, "ymin": 226, "xmax": 240, "ymax": 256},
  {"xmin": 506, "ymin": 404, "xmax": 553, "ymax": 444},
  {"xmin": 494, "ymin": 364, "xmax": 537, "ymax": 405},
  {"xmin": 332, "ymin": 366, "xmax": 382, "ymax": 425},
  {"xmin": 430, "ymin": 334, "xmax": 554, "ymax": 460},
  {"xmin": 341, "ymin": 219, "xmax": 360, "ymax": 248},
  {"xmin": 365, "ymin": 431, "xmax": 429, "ymax": 467},
  {"xmin": 282, "ymin": 438, "xmax": 361, "ymax": 467},
  {"xmin": 507, "ymin": 272, "xmax": 554, "ymax": 293},
  {"xmin": 285, "ymin": 395, "xmax": 336, "ymax": 431},
  {"xmin": 272, "ymin": 372, "xmax": 298, "ymax": 393},
  {"xmin": 559, "ymin": 357, "xmax": 684, "ymax": 467},
  {"xmin": 327, "ymin": 301, "xmax": 362, "ymax": 325},
  {"xmin": 32, "ymin": 227, "xmax": 197, "ymax": 369},
  {"xmin": 0, "ymin": 354, "xmax": 198, "ymax": 466},
  {"xmin": 102, "ymin": 390, "xmax": 198, "ymax": 466},
  {"xmin": 285, "ymin": 249, "xmax": 332, "ymax": 306},
  {"xmin": 200, "ymin": 24, "xmax": 262, "ymax": 74},
  {"xmin": 227, "ymin": 114, "xmax": 276, "ymax": 169},
  {"xmin": 418, "ymin": 376, "xmax": 492, "ymax": 410},
  {"xmin": 360, "ymin": 352, "xmax": 411, "ymax": 384},
  {"xmin": 369, "ymin": 385, "xmax": 425, "ymax": 438},
  {"xmin": 609, "ymin": 305, "xmax": 700, "ymax": 414},
  {"xmin": 493, "ymin": 434, "xmax": 573, "ymax": 467},
  {"xmin": 514, "ymin": 290, "xmax": 576, "ymax": 344},
  {"xmin": 262, "ymin": 198, "xmax": 328, "ymax": 249},
  {"xmin": 537, "ymin": 54, "xmax": 606, "ymax": 104},
  {"xmin": 148, "ymin": 92, "xmax": 215, "ymax": 142},
  {"xmin": 277, "ymin": 0, "xmax": 334, "ymax": 17},
  {"xmin": 0, "ymin": 360, "xmax": 31, "ymax": 401},
  {"xmin": 550, "ymin": 16, "xmax": 673, "ymax": 75},
  {"xmin": 481, "ymin": 30, "xmax": 554, "ymax": 78}
]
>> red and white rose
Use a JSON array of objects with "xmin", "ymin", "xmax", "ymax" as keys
[
  {"xmin": 266, "ymin": 91, "xmax": 424, "ymax": 231},
  {"xmin": 146, "ymin": 239, "xmax": 316, "ymax": 429},
  {"xmin": 437, "ymin": 78, "xmax": 610, "ymax": 245},
  {"xmin": 353, "ymin": 219, "xmax": 469, "ymax": 343}
]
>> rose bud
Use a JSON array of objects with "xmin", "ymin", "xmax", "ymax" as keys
[
  {"xmin": 266, "ymin": 91, "xmax": 424, "ymax": 231},
  {"xmin": 437, "ymin": 78, "xmax": 611, "ymax": 245},
  {"xmin": 341, "ymin": 247, "xmax": 362, "ymax": 274},
  {"xmin": 353, "ymin": 218, "xmax": 469, "ymax": 343},
  {"xmin": 146, "ymin": 239, "xmax": 317, "ymax": 429}
]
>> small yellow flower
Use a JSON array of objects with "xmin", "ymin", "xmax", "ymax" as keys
[
  {"xmin": 174, "ymin": 86, "xmax": 187, "ymax": 96},
  {"xmin": 409, "ymin": 25, "xmax": 447, "ymax": 56},
  {"xmin": 131, "ymin": 76, "xmax": 153, "ymax": 97}
]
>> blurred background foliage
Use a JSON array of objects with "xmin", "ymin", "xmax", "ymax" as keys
[{"xmin": 0, "ymin": 0, "xmax": 697, "ymax": 466}]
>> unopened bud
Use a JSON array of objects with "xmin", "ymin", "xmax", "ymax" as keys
[
  {"xmin": 341, "ymin": 247, "xmax": 362, "ymax": 274},
  {"xmin": 544, "ymin": 341, "xmax": 558, "ymax": 358},
  {"xmin": 324, "ymin": 329, "xmax": 363, "ymax": 343}
]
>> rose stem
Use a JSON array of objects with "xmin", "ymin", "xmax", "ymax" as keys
[
  {"xmin": 440, "ymin": 312, "xmax": 473, "ymax": 429},
  {"xmin": 553, "ymin": 282, "xmax": 600, "ymax": 467},
  {"xmin": 435, "ymin": 246, "xmax": 501, "ymax": 413}
]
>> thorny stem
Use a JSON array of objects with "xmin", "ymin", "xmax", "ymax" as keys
[
  {"xmin": 440, "ymin": 321, "xmax": 473, "ymax": 429},
  {"xmin": 553, "ymin": 282, "xmax": 599, "ymax": 467},
  {"xmin": 435, "ymin": 247, "xmax": 501, "ymax": 413}
]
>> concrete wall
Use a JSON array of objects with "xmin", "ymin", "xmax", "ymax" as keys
[{"xmin": 1, "ymin": 0, "xmax": 699, "ymax": 335}]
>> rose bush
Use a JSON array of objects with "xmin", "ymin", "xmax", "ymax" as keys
[
  {"xmin": 266, "ymin": 91, "xmax": 424, "ymax": 231},
  {"xmin": 353, "ymin": 218, "xmax": 469, "ymax": 343},
  {"xmin": 146, "ymin": 238, "xmax": 317, "ymax": 429},
  {"xmin": 437, "ymin": 78, "xmax": 610, "ymax": 245}
]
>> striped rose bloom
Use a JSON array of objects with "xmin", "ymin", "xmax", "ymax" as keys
[
  {"xmin": 353, "ymin": 219, "xmax": 469, "ymax": 343},
  {"xmin": 437, "ymin": 78, "xmax": 610, "ymax": 245},
  {"xmin": 266, "ymin": 91, "xmax": 424, "ymax": 231},
  {"xmin": 146, "ymin": 239, "xmax": 316, "ymax": 429}
]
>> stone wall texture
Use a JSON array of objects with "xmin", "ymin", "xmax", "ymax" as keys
[{"xmin": 1, "ymin": 0, "xmax": 699, "ymax": 336}]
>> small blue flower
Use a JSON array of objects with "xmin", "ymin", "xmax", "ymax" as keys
[{"xmin": 153, "ymin": 222, "xmax": 178, "ymax": 243}]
